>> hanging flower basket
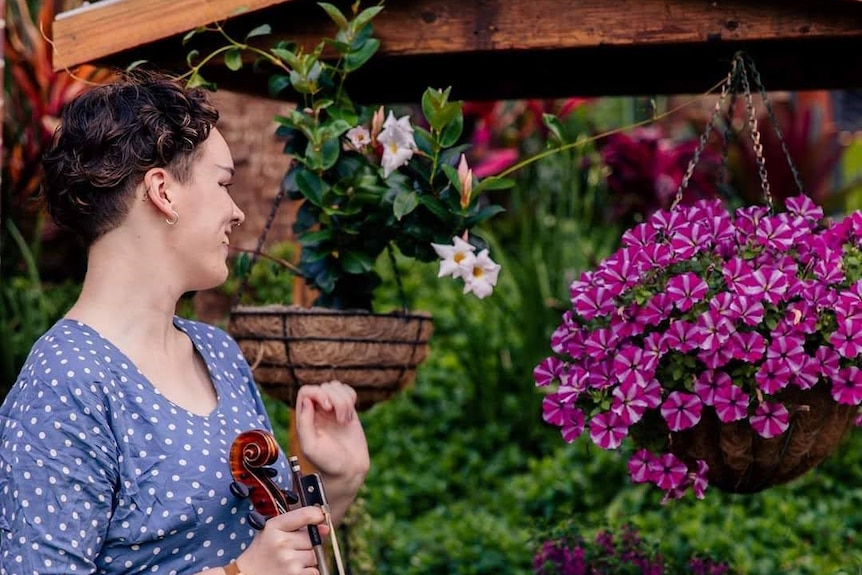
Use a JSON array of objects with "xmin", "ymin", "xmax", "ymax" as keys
[
  {"xmin": 534, "ymin": 53, "xmax": 862, "ymax": 499},
  {"xmin": 229, "ymin": 305, "xmax": 433, "ymax": 411}
]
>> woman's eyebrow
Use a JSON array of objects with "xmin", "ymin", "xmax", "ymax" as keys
[{"xmin": 215, "ymin": 164, "xmax": 235, "ymax": 176}]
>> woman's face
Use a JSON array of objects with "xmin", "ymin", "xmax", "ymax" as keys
[{"xmin": 168, "ymin": 128, "xmax": 245, "ymax": 291}]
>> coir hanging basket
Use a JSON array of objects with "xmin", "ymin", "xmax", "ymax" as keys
[
  {"xmin": 229, "ymin": 305, "xmax": 433, "ymax": 411},
  {"xmin": 664, "ymin": 385, "xmax": 855, "ymax": 493}
]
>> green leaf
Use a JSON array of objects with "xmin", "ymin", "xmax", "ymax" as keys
[
  {"xmin": 298, "ymin": 228, "xmax": 334, "ymax": 246},
  {"xmin": 224, "ymin": 48, "xmax": 243, "ymax": 71},
  {"xmin": 268, "ymin": 74, "xmax": 291, "ymax": 97},
  {"xmin": 419, "ymin": 194, "xmax": 452, "ymax": 221},
  {"xmin": 340, "ymin": 250, "xmax": 375, "ymax": 274},
  {"xmin": 465, "ymin": 205, "xmax": 506, "ymax": 227},
  {"xmin": 271, "ymin": 48, "xmax": 300, "ymax": 69},
  {"xmin": 314, "ymin": 137, "xmax": 342, "ymax": 171},
  {"xmin": 439, "ymin": 111, "xmax": 464, "ymax": 147},
  {"xmin": 233, "ymin": 253, "xmax": 251, "ymax": 277},
  {"xmin": 441, "ymin": 164, "xmax": 461, "ymax": 189},
  {"xmin": 393, "ymin": 190, "xmax": 420, "ymax": 220},
  {"xmin": 245, "ymin": 24, "xmax": 272, "ymax": 41},
  {"xmin": 476, "ymin": 176, "xmax": 516, "ymax": 192},
  {"xmin": 352, "ymin": 5, "xmax": 384, "ymax": 29},
  {"xmin": 542, "ymin": 113, "xmax": 566, "ymax": 144},
  {"xmin": 318, "ymin": 2, "xmax": 350, "ymax": 30},
  {"xmin": 344, "ymin": 38, "xmax": 380, "ymax": 72},
  {"xmin": 295, "ymin": 169, "xmax": 329, "ymax": 206}
]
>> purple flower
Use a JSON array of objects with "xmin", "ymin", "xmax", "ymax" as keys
[
  {"xmin": 755, "ymin": 216, "xmax": 795, "ymax": 251},
  {"xmin": 661, "ymin": 391, "xmax": 703, "ymax": 431},
  {"xmin": 589, "ymin": 411, "xmax": 628, "ymax": 450},
  {"xmin": 694, "ymin": 371, "xmax": 731, "ymax": 406},
  {"xmin": 728, "ymin": 295, "xmax": 764, "ymax": 327},
  {"xmin": 650, "ymin": 452, "xmax": 688, "ymax": 490},
  {"xmin": 735, "ymin": 267, "xmax": 790, "ymax": 306},
  {"xmin": 696, "ymin": 311, "xmax": 734, "ymax": 351},
  {"xmin": 612, "ymin": 380, "xmax": 650, "ymax": 425},
  {"xmin": 691, "ymin": 460, "xmax": 709, "ymax": 499},
  {"xmin": 785, "ymin": 194, "xmax": 824, "ymax": 220},
  {"xmin": 561, "ymin": 408, "xmax": 586, "ymax": 443},
  {"xmin": 661, "ymin": 320, "xmax": 705, "ymax": 353},
  {"xmin": 713, "ymin": 384, "xmax": 749, "ymax": 423},
  {"xmin": 815, "ymin": 346, "xmax": 841, "ymax": 379},
  {"xmin": 755, "ymin": 357, "xmax": 794, "ymax": 394},
  {"xmin": 628, "ymin": 449, "xmax": 656, "ymax": 483},
  {"xmin": 533, "ymin": 356, "xmax": 562, "ymax": 387},
  {"xmin": 831, "ymin": 367, "xmax": 862, "ymax": 405},
  {"xmin": 750, "ymin": 402, "xmax": 790, "ymax": 439},
  {"xmin": 614, "ymin": 345, "xmax": 654, "ymax": 388},
  {"xmin": 830, "ymin": 318, "xmax": 862, "ymax": 359},
  {"xmin": 666, "ymin": 272, "xmax": 709, "ymax": 312},
  {"xmin": 573, "ymin": 286, "xmax": 615, "ymax": 321},
  {"xmin": 730, "ymin": 331, "xmax": 766, "ymax": 363},
  {"xmin": 542, "ymin": 393, "xmax": 573, "ymax": 426}
]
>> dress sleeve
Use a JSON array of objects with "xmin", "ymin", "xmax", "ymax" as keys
[{"xmin": 0, "ymin": 375, "xmax": 119, "ymax": 575}]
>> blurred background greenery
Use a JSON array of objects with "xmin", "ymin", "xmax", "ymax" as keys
[{"xmin": 5, "ymin": 1, "xmax": 862, "ymax": 572}]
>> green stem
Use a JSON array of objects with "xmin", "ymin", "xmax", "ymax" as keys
[{"xmin": 475, "ymin": 76, "xmax": 728, "ymax": 194}]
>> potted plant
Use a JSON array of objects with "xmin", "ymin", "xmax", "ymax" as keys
[
  {"xmin": 182, "ymin": 2, "xmax": 509, "ymax": 409},
  {"xmin": 534, "ymin": 53, "xmax": 862, "ymax": 498}
]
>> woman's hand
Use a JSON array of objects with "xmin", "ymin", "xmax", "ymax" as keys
[
  {"xmin": 235, "ymin": 506, "xmax": 330, "ymax": 575},
  {"xmin": 294, "ymin": 381, "xmax": 370, "ymax": 523}
]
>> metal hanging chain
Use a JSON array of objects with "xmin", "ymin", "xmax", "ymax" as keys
[
  {"xmin": 743, "ymin": 53, "xmax": 806, "ymax": 197},
  {"xmin": 671, "ymin": 57, "xmax": 740, "ymax": 210},
  {"xmin": 737, "ymin": 54, "xmax": 773, "ymax": 211},
  {"xmin": 232, "ymin": 179, "xmax": 291, "ymax": 309},
  {"xmin": 717, "ymin": 75, "xmax": 741, "ymax": 199}
]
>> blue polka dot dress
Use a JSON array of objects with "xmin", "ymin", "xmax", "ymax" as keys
[{"xmin": 0, "ymin": 317, "xmax": 291, "ymax": 574}]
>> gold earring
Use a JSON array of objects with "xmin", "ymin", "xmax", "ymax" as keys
[{"xmin": 166, "ymin": 210, "xmax": 179, "ymax": 225}]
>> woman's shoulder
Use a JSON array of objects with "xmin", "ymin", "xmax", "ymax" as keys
[{"xmin": 173, "ymin": 316, "xmax": 241, "ymax": 351}]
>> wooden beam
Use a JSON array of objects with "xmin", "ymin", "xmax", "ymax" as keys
[
  {"xmin": 52, "ymin": 0, "xmax": 290, "ymax": 72},
  {"xmin": 53, "ymin": 0, "xmax": 862, "ymax": 98}
]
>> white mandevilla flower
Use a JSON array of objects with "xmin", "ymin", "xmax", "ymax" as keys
[
  {"xmin": 346, "ymin": 126, "xmax": 371, "ymax": 151},
  {"xmin": 376, "ymin": 111, "xmax": 418, "ymax": 178},
  {"xmin": 462, "ymin": 249, "xmax": 501, "ymax": 299},
  {"xmin": 431, "ymin": 236, "xmax": 476, "ymax": 279}
]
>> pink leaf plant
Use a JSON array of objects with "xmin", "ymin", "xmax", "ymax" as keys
[{"xmin": 535, "ymin": 194, "xmax": 862, "ymax": 500}]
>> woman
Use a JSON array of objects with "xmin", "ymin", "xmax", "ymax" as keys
[{"xmin": 0, "ymin": 71, "xmax": 369, "ymax": 575}]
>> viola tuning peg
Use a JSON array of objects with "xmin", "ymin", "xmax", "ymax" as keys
[
  {"xmin": 281, "ymin": 489, "xmax": 299, "ymax": 505},
  {"xmin": 247, "ymin": 510, "xmax": 267, "ymax": 531},
  {"xmin": 230, "ymin": 481, "xmax": 250, "ymax": 499}
]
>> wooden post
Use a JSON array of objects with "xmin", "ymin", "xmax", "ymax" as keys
[{"xmin": 0, "ymin": 0, "xmax": 5, "ymax": 218}]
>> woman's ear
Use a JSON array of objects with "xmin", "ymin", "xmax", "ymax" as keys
[{"xmin": 142, "ymin": 167, "xmax": 175, "ymax": 220}]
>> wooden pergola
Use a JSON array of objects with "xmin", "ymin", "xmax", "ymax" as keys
[
  {"xmin": 49, "ymin": 0, "xmax": 862, "ymax": 463},
  {"xmin": 52, "ymin": 0, "xmax": 862, "ymax": 102}
]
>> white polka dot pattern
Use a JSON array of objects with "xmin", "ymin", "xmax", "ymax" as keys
[{"xmin": 0, "ymin": 318, "xmax": 291, "ymax": 574}]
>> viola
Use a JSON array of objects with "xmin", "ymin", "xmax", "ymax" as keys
[{"xmin": 229, "ymin": 429, "xmax": 345, "ymax": 575}]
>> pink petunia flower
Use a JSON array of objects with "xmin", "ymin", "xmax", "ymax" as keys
[
  {"xmin": 660, "ymin": 391, "xmax": 703, "ymax": 431},
  {"xmin": 665, "ymin": 272, "xmax": 709, "ymax": 312},
  {"xmin": 628, "ymin": 449, "xmax": 656, "ymax": 484},
  {"xmin": 691, "ymin": 460, "xmax": 710, "ymax": 499},
  {"xmin": 588, "ymin": 411, "xmax": 628, "ymax": 450},
  {"xmin": 749, "ymin": 402, "xmax": 790, "ymax": 439},
  {"xmin": 650, "ymin": 452, "xmax": 689, "ymax": 491},
  {"xmin": 713, "ymin": 384, "xmax": 749, "ymax": 423},
  {"xmin": 533, "ymin": 356, "xmax": 562, "ymax": 387},
  {"xmin": 831, "ymin": 367, "xmax": 862, "ymax": 405},
  {"xmin": 694, "ymin": 371, "xmax": 732, "ymax": 406}
]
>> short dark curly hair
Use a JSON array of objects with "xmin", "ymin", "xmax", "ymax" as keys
[{"xmin": 40, "ymin": 70, "xmax": 220, "ymax": 245}]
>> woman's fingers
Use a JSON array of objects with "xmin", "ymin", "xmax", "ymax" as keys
[{"xmin": 266, "ymin": 505, "xmax": 326, "ymax": 533}]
